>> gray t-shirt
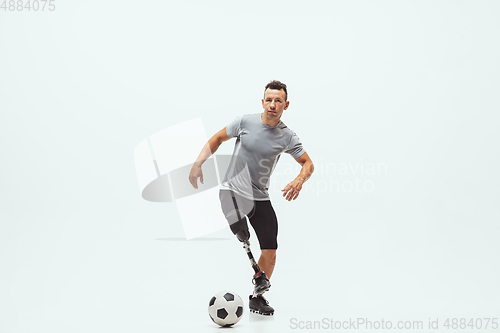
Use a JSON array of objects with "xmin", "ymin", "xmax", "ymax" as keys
[{"xmin": 220, "ymin": 113, "xmax": 305, "ymax": 201}]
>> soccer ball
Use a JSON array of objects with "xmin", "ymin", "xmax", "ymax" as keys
[{"xmin": 208, "ymin": 290, "xmax": 244, "ymax": 327}]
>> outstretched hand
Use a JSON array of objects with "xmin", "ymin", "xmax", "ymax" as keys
[
  {"xmin": 281, "ymin": 178, "xmax": 304, "ymax": 201},
  {"xmin": 189, "ymin": 163, "xmax": 204, "ymax": 189}
]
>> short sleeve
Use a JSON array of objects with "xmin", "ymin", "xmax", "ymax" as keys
[
  {"xmin": 225, "ymin": 116, "xmax": 242, "ymax": 139},
  {"xmin": 284, "ymin": 132, "xmax": 305, "ymax": 159}
]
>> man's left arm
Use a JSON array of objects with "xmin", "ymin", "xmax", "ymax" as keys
[{"xmin": 281, "ymin": 152, "xmax": 314, "ymax": 201}]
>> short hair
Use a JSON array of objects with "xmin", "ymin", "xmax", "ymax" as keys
[{"xmin": 264, "ymin": 80, "xmax": 288, "ymax": 101}]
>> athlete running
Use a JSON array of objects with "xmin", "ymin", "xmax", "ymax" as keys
[{"xmin": 189, "ymin": 80, "xmax": 314, "ymax": 315}]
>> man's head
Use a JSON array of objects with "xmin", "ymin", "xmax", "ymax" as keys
[
  {"xmin": 262, "ymin": 80, "xmax": 289, "ymax": 125},
  {"xmin": 264, "ymin": 80, "xmax": 288, "ymax": 101}
]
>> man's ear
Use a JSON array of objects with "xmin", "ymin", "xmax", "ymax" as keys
[{"xmin": 285, "ymin": 101, "xmax": 290, "ymax": 110}]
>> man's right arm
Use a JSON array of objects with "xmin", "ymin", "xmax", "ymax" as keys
[{"xmin": 189, "ymin": 128, "xmax": 230, "ymax": 189}]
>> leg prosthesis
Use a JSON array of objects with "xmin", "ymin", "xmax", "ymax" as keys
[{"xmin": 228, "ymin": 203, "xmax": 271, "ymax": 295}]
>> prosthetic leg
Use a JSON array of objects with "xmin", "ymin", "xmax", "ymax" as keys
[{"xmin": 229, "ymin": 193, "xmax": 271, "ymax": 295}]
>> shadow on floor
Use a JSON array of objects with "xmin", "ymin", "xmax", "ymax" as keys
[{"xmin": 155, "ymin": 237, "xmax": 231, "ymax": 241}]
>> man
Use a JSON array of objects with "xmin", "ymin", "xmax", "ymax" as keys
[{"xmin": 189, "ymin": 80, "xmax": 314, "ymax": 315}]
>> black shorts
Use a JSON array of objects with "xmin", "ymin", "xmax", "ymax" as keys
[{"xmin": 219, "ymin": 190, "xmax": 278, "ymax": 250}]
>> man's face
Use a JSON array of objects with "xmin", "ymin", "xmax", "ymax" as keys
[{"xmin": 262, "ymin": 88, "xmax": 289, "ymax": 121}]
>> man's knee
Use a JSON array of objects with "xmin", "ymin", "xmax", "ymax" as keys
[{"xmin": 229, "ymin": 217, "xmax": 250, "ymax": 242}]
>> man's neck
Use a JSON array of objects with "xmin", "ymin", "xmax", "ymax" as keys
[{"xmin": 261, "ymin": 113, "xmax": 280, "ymax": 127}]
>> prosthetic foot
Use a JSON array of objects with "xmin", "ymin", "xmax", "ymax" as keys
[
  {"xmin": 252, "ymin": 270, "xmax": 271, "ymax": 295},
  {"xmin": 249, "ymin": 294, "xmax": 274, "ymax": 315}
]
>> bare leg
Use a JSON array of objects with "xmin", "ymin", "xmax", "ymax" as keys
[{"xmin": 258, "ymin": 249, "xmax": 277, "ymax": 279}]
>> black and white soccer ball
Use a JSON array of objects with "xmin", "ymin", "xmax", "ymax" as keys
[{"xmin": 208, "ymin": 290, "xmax": 244, "ymax": 327}]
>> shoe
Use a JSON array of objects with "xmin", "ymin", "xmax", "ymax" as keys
[
  {"xmin": 249, "ymin": 294, "xmax": 274, "ymax": 315},
  {"xmin": 252, "ymin": 271, "xmax": 271, "ymax": 295}
]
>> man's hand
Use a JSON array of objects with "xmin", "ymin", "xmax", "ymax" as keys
[
  {"xmin": 282, "ymin": 152, "xmax": 314, "ymax": 201},
  {"xmin": 281, "ymin": 178, "xmax": 304, "ymax": 201},
  {"xmin": 188, "ymin": 128, "xmax": 230, "ymax": 189},
  {"xmin": 189, "ymin": 163, "xmax": 204, "ymax": 189}
]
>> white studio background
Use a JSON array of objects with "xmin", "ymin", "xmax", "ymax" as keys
[{"xmin": 1, "ymin": 1, "xmax": 499, "ymax": 332}]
